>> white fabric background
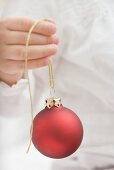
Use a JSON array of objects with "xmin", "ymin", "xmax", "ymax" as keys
[{"xmin": 0, "ymin": 0, "xmax": 114, "ymax": 170}]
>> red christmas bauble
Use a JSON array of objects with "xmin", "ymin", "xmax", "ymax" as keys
[{"xmin": 32, "ymin": 104, "xmax": 83, "ymax": 159}]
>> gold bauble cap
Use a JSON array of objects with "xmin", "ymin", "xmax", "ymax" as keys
[{"xmin": 45, "ymin": 98, "xmax": 62, "ymax": 109}]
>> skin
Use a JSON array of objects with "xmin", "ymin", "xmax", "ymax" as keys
[{"xmin": 0, "ymin": 17, "xmax": 59, "ymax": 85}]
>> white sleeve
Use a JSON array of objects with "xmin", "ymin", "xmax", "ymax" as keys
[{"xmin": 0, "ymin": 79, "xmax": 28, "ymax": 117}]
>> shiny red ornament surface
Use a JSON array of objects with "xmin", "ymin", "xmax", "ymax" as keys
[{"xmin": 32, "ymin": 105, "xmax": 83, "ymax": 159}]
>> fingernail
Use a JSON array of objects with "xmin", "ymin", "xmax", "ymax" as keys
[
  {"xmin": 50, "ymin": 24, "xmax": 57, "ymax": 34},
  {"xmin": 50, "ymin": 44, "xmax": 58, "ymax": 51},
  {"xmin": 45, "ymin": 18, "xmax": 55, "ymax": 24},
  {"xmin": 52, "ymin": 35, "xmax": 59, "ymax": 44}
]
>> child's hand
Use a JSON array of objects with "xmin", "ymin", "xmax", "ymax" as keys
[{"xmin": 0, "ymin": 17, "xmax": 59, "ymax": 85}]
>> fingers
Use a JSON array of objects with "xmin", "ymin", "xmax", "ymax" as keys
[
  {"xmin": 5, "ymin": 17, "xmax": 56, "ymax": 36},
  {"xmin": 0, "ymin": 57, "xmax": 51, "ymax": 74},
  {"xmin": 5, "ymin": 31, "xmax": 59, "ymax": 45},
  {"xmin": 2, "ymin": 44, "xmax": 58, "ymax": 60},
  {"xmin": 0, "ymin": 17, "xmax": 59, "ymax": 77}
]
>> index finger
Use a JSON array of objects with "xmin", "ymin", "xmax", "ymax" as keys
[{"xmin": 5, "ymin": 17, "xmax": 56, "ymax": 36}]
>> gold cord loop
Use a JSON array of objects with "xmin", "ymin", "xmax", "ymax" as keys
[{"xmin": 25, "ymin": 19, "xmax": 55, "ymax": 153}]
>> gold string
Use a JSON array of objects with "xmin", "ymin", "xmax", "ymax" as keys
[
  {"xmin": 48, "ymin": 63, "xmax": 55, "ymax": 97},
  {"xmin": 25, "ymin": 19, "xmax": 55, "ymax": 153}
]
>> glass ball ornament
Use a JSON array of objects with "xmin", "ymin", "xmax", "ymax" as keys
[{"xmin": 32, "ymin": 98, "xmax": 83, "ymax": 159}]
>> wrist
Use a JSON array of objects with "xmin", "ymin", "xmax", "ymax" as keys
[{"xmin": 0, "ymin": 71, "xmax": 24, "ymax": 86}]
